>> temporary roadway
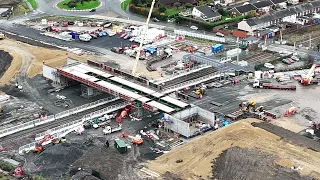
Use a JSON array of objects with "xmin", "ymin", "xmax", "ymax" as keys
[{"xmin": 57, "ymin": 62, "xmax": 190, "ymax": 114}]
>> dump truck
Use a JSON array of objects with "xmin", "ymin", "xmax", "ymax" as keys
[{"xmin": 103, "ymin": 124, "xmax": 122, "ymax": 135}]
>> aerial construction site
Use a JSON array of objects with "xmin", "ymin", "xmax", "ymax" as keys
[{"xmin": 1, "ymin": 1, "xmax": 320, "ymax": 179}]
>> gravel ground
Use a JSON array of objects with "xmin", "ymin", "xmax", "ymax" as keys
[
  {"xmin": 213, "ymin": 147, "xmax": 313, "ymax": 180},
  {"xmin": 252, "ymin": 122, "xmax": 320, "ymax": 152}
]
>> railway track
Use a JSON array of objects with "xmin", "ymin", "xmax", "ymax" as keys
[
  {"xmin": 163, "ymin": 67, "xmax": 217, "ymax": 87},
  {"xmin": 0, "ymin": 99, "xmax": 124, "ymax": 149}
]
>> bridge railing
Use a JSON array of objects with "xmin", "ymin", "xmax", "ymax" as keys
[{"xmin": 0, "ymin": 97, "xmax": 118, "ymax": 138}]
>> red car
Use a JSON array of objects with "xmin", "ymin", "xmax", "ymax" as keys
[
  {"xmin": 120, "ymin": 33, "xmax": 127, "ymax": 38},
  {"xmin": 287, "ymin": 58, "xmax": 295, "ymax": 63}
]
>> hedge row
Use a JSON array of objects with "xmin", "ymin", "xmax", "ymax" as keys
[
  {"xmin": 175, "ymin": 15, "xmax": 249, "ymax": 30},
  {"xmin": 129, "ymin": 4, "xmax": 168, "ymax": 21}
]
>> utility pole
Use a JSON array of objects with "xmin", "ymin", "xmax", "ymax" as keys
[
  {"xmin": 309, "ymin": 35, "xmax": 312, "ymax": 48},
  {"xmin": 132, "ymin": 0, "xmax": 156, "ymax": 76},
  {"xmin": 280, "ymin": 28, "xmax": 283, "ymax": 44},
  {"xmin": 264, "ymin": 35, "xmax": 267, "ymax": 46},
  {"xmin": 236, "ymin": 37, "xmax": 239, "ymax": 64}
]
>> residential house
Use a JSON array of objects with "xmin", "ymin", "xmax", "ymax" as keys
[
  {"xmin": 156, "ymin": 0, "xmax": 198, "ymax": 8},
  {"xmin": 231, "ymin": 4, "xmax": 257, "ymax": 16},
  {"xmin": 192, "ymin": 5, "xmax": 222, "ymax": 21},
  {"xmin": 253, "ymin": 0, "xmax": 273, "ymax": 13},
  {"xmin": 269, "ymin": 0, "xmax": 288, "ymax": 8},
  {"xmin": 237, "ymin": 1, "xmax": 320, "ymax": 34}
]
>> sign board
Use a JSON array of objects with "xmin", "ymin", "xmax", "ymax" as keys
[
  {"xmin": 226, "ymin": 48, "xmax": 241, "ymax": 58},
  {"xmin": 41, "ymin": 19, "xmax": 47, "ymax": 25}
]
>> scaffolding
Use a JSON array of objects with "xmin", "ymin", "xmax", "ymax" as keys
[{"xmin": 80, "ymin": 84, "xmax": 102, "ymax": 99}]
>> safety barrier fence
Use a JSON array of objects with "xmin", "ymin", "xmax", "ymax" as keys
[
  {"xmin": 34, "ymin": 102, "xmax": 127, "ymax": 141},
  {"xmin": 161, "ymin": 72, "xmax": 220, "ymax": 93},
  {"xmin": 0, "ymin": 97, "xmax": 118, "ymax": 138},
  {"xmin": 19, "ymin": 102, "xmax": 126, "ymax": 154}
]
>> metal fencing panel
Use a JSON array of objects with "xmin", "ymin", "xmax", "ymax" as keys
[{"xmin": 174, "ymin": 30, "xmax": 226, "ymax": 43}]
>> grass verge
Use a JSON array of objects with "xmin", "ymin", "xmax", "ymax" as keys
[
  {"xmin": 57, "ymin": 0, "xmax": 100, "ymax": 10},
  {"xmin": 120, "ymin": 0, "xmax": 131, "ymax": 11},
  {"xmin": 13, "ymin": 1, "xmax": 32, "ymax": 17},
  {"xmin": 28, "ymin": 0, "xmax": 37, "ymax": 9}
]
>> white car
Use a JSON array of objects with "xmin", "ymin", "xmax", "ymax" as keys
[{"xmin": 190, "ymin": 26, "xmax": 198, "ymax": 30}]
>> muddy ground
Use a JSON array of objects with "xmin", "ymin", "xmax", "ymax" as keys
[
  {"xmin": 213, "ymin": 147, "xmax": 313, "ymax": 180},
  {"xmin": 0, "ymin": 50, "xmax": 12, "ymax": 78},
  {"xmin": 22, "ymin": 116, "xmax": 160, "ymax": 180}
]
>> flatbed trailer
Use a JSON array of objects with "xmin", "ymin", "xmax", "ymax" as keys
[{"xmin": 259, "ymin": 83, "xmax": 296, "ymax": 90}]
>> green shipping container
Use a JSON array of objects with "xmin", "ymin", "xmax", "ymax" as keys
[{"xmin": 114, "ymin": 139, "xmax": 127, "ymax": 154}]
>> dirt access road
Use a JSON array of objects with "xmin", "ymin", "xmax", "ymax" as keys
[
  {"xmin": 0, "ymin": 39, "xmax": 91, "ymax": 111},
  {"xmin": 146, "ymin": 119, "xmax": 320, "ymax": 180}
]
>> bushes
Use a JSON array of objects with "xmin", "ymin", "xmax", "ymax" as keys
[
  {"xmin": 0, "ymin": 162, "xmax": 14, "ymax": 172},
  {"xmin": 129, "ymin": 3, "xmax": 168, "ymax": 21}
]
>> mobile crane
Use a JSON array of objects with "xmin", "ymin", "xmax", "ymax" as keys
[{"xmin": 301, "ymin": 64, "xmax": 319, "ymax": 85}]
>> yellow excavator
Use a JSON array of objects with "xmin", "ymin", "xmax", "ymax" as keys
[
  {"xmin": 255, "ymin": 106, "xmax": 264, "ymax": 112},
  {"xmin": 240, "ymin": 101, "xmax": 257, "ymax": 112}
]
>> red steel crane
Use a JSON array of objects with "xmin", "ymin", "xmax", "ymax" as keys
[{"xmin": 301, "ymin": 64, "xmax": 318, "ymax": 85}]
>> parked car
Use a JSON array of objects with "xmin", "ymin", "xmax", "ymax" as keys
[
  {"xmin": 190, "ymin": 26, "xmax": 198, "ymax": 30},
  {"xmin": 123, "ymin": 34, "xmax": 131, "ymax": 40},
  {"xmin": 68, "ymin": 22, "xmax": 75, "ymax": 25},
  {"xmin": 89, "ymin": 9, "xmax": 96, "ymax": 12},
  {"xmin": 282, "ymin": 59, "xmax": 291, "ymax": 65},
  {"xmin": 291, "ymin": 55, "xmax": 300, "ymax": 61},
  {"xmin": 152, "ymin": 18, "xmax": 160, "ymax": 22},
  {"xmin": 287, "ymin": 58, "xmax": 295, "ymax": 63},
  {"xmin": 111, "ymin": 47, "xmax": 124, "ymax": 54},
  {"xmin": 120, "ymin": 33, "xmax": 127, "ymax": 38},
  {"xmin": 216, "ymin": 32, "xmax": 225, "ymax": 37},
  {"xmin": 90, "ymin": 34, "xmax": 98, "ymax": 39}
]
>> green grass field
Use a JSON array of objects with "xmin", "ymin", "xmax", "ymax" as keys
[
  {"xmin": 120, "ymin": 0, "xmax": 131, "ymax": 10},
  {"xmin": 57, "ymin": 0, "xmax": 100, "ymax": 10},
  {"xmin": 28, "ymin": 0, "xmax": 37, "ymax": 9},
  {"xmin": 165, "ymin": 8, "xmax": 183, "ymax": 16}
]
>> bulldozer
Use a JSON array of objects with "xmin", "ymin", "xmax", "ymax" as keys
[{"xmin": 52, "ymin": 137, "xmax": 67, "ymax": 144}]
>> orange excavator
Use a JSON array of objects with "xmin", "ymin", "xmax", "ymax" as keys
[
  {"xmin": 116, "ymin": 105, "xmax": 133, "ymax": 123},
  {"xmin": 34, "ymin": 135, "xmax": 53, "ymax": 153}
]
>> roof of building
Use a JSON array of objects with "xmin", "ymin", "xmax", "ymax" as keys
[
  {"xmin": 246, "ymin": 19, "xmax": 258, "ymax": 26},
  {"xmin": 195, "ymin": 5, "xmax": 221, "ymax": 19},
  {"xmin": 158, "ymin": 0, "xmax": 197, "ymax": 5},
  {"xmin": 234, "ymin": 4, "xmax": 257, "ymax": 14},
  {"xmin": 244, "ymin": 36, "xmax": 260, "ymax": 41},
  {"xmin": 270, "ymin": 0, "xmax": 287, "ymax": 4},
  {"xmin": 253, "ymin": 0, "xmax": 273, "ymax": 8},
  {"xmin": 244, "ymin": 1, "xmax": 320, "ymax": 27}
]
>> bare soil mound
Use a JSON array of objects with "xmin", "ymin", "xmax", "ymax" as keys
[
  {"xmin": 0, "ymin": 50, "xmax": 12, "ymax": 78},
  {"xmin": 146, "ymin": 119, "xmax": 320, "ymax": 180},
  {"xmin": 213, "ymin": 147, "xmax": 311, "ymax": 180}
]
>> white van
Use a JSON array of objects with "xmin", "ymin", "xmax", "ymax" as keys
[
  {"xmin": 216, "ymin": 32, "xmax": 225, "ymax": 37},
  {"xmin": 79, "ymin": 34, "xmax": 92, "ymax": 42}
]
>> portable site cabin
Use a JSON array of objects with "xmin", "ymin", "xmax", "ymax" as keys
[{"xmin": 114, "ymin": 139, "xmax": 127, "ymax": 154}]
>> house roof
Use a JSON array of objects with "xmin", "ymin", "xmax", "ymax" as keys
[
  {"xmin": 195, "ymin": 5, "xmax": 221, "ymax": 19},
  {"xmin": 244, "ymin": 36, "xmax": 260, "ymax": 41},
  {"xmin": 243, "ymin": 0, "xmax": 320, "ymax": 27},
  {"xmin": 270, "ymin": 0, "xmax": 287, "ymax": 5},
  {"xmin": 234, "ymin": 4, "xmax": 257, "ymax": 14},
  {"xmin": 158, "ymin": 0, "xmax": 197, "ymax": 5},
  {"xmin": 246, "ymin": 19, "xmax": 258, "ymax": 26},
  {"xmin": 253, "ymin": 0, "xmax": 273, "ymax": 8}
]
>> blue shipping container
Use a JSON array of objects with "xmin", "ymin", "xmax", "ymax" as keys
[
  {"xmin": 211, "ymin": 44, "xmax": 223, "ymax": 53},
  {"xmin": 69, "ymin": 32, "xmax": 80, "ymax": 39}
]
